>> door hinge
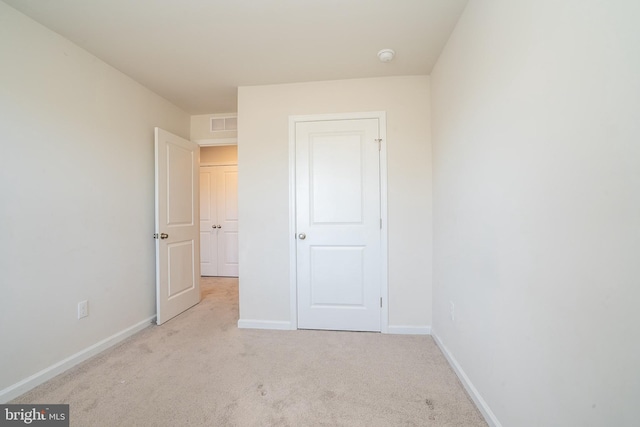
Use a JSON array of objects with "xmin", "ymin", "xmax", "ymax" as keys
[
  {"xmin": 153, "ymin": 233, "xmax": 159, "ymax": 239},
  {"xmin": 380, "ymin": 297, "xmax": 383, "ymax": 308},
  {"xmin": 375, "ymin": 138, "xmax": 382, "ymax": 151}
]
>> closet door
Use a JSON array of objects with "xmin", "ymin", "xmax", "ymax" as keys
[
  {"xmin": 200, "ymin": 165, "xmax": 238, "ymax": 277},
  {"xmin": 199, "ymin": 167, "xmax": 218, "ymax": 276},
  {"xmin": 216, "ymin": 166, "xmax": 239, "ymax": 277}
]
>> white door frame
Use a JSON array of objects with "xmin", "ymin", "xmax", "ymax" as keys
[{"xmin": 288, "ymin": 111, "xmax": 389, "ymax": 333}]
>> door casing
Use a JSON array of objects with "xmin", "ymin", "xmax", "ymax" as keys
[{"xmin": 288, "ymin": 111, "xmax": 389, "ymax": 333}]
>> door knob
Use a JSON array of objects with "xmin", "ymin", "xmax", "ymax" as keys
[
  {"xmin": 160, "ymin": 233, "xmax": 169, "ymax": 239},
  {"xmin": 298, "ymin": 233, "xmax": 306, "ymax": 240},
  {"xmin": 212, "ymin": 225, "xmax": 216, "ymax": 229},
  {"xmin": 217, "ymin": 225, "xmax": 222, "ymax": 229}
]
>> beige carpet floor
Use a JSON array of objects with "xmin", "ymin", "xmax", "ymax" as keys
[{"xmin": 13, "ymin": 277, "xmax": 487, "ymax": 426}]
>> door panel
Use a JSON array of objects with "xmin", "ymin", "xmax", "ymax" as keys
[
  {"xmin": 296, "ymin": 118, "xmax": 381, "ymax": 332},
  {"xmin": 154, "ymin": 128, "xmax": 200, "ymax": 325},
  {"xmin": 167, "ymin": 241, "xmax": 196, "ymax": 296},
  {"xmin": 200, "ymin": 170, "xmax": 213, "ymax": 222},
  {"xmin": 311, "ymin": 135, "xmax": 363, "ymax": 224},
  {"xmin": 310, "ymin": 246, "xmax": 365, "ymax": 306},
  {"xmin": 167, "ymin": 144, "xmax": 195, "ymax": 224},
  {"xmin": 199, "ymin": 231, "xmax": 215, "ymax": 275}
]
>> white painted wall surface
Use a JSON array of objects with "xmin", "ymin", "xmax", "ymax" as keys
[
  {"xmin": 200, "ymin": 146, "xmax": 238, "ymax": 165},
  {"xmin": 237, "ymin": 77, "xmax": 432, "ymax": 330},
  {"xmin": 0, "ymin": 3, "xmax": 189, "ymax": 398},
  {"xmin": 431, "ymin": 0, "xmax": 640, "ymax": 425}
]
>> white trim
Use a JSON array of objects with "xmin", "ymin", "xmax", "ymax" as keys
[
  {"xmin": 0, "ymin": 316, "xmax": 155, "ymax": 403},
  {"xmin": 288, "ymin": 117, "xmax": 298, "ymax": 329},
  {"xmin": 194, "ymin": 137, "xmax": 237, "ymax": 147},
  {"xmin": 200, "ymin": 162, "xmax": 237, "ymax": 167},
  {"xmin": 207, "ymin": 112, "xmax": 238, "ymax": 119},
  {"xmin": 288, "ymin": 111, "xmax": 385, "ymax": 123},
  {"xmin": 288, "ymin": 111, "xmax": 389, "ymax": 332},
  {"xmin": 237, "ymin": 319, "xmax": 293, "ymax": 330},
  {"xmin": 432, "ymin": 333, "xmax": 502, "ymax": 427},
  {"xmin": 387, "ymin": 325, "xmax": 431, "ymax": 335},
  {"xmin": 377, "ymin": 113, "xmax": 389, "ymax": 333}
]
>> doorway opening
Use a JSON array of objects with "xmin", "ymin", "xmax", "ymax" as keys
[{"xmin": 199, "ymin": 145, "xmax": 238, "ymax": 278}]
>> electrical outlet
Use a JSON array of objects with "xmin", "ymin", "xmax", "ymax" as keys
[
  {"xmin": 450, "ymin": 301, "xmax": 455, "ymax": 322},
  {"xmin": 78, "ymin": 300, "xmax": 88, "ymax": 319}
]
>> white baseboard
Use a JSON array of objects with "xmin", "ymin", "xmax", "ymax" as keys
[
  {"xmin": 235, "ymin": 321, "xmax": 431, "ymax": 334},
  {"xmin": 237, "ymin": 319, "xmax": 293, "ymax": 330},
  {"xmin": 386, "ymin": 325, "xmax": 432, "ymax": 335},
  {"xmin": 432, "ymin": 333, "xmax": 502, "ymax": 427},
  {"xmin": 0, "ymin": 316, "xmax": 156, "ymax": 403}
]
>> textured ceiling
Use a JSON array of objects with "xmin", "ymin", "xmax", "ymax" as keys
[{"xmin": 3, "ymin": 0, "xmax": 468, "ymax": 114}]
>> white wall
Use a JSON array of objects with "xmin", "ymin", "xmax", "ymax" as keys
[
  {"xmin": 200, "ymin": 146, "xmax": 238, "ymax": 165},
  {"xmin": 237, "ymin": 76, "xmax": 432, "ymax": 331},
  {"xmin": 431, "ymin": 0, "xmax": 640, "ymax": 425},
  {"xmin": 0, "ymin": 2, "xmax": 189, "ymax": 400}
]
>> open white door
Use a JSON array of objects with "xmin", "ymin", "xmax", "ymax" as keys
[{"xmin": 154, "ymin": 127, "xmax": 200, "ymax": 325}]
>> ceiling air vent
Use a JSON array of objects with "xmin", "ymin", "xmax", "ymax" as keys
[{"xmin": 210, "ymin": 116, "xmax": 237, "ymax": 132}]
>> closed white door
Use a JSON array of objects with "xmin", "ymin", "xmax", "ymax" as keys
[
  {"xmin": 200, "ymin": 165, "xmax": 238, "ymax": 277},
  {"xmin": 154, "ymin": 128, "xmax": 200, "ymax": 325},
  {"xmin": 200, "ymin": 168, "xmax": 219, "ymax": 276},
  {"xmin": 296, "ymin": 118, "xmax": 382, "ymax": 332},
  {"xmin": 217, "ymin": 166, "xmax": 239, "ymax": 277}
]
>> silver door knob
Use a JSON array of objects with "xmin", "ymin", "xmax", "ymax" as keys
[
  {"xmin": 160, "ymin": 233, "xmax": 169, "ymax": 239},
  {"xmin": 212, "ymin": 225, "xmax": 216, "ymax": 229},
  {"xmin": 298, "ymin": 233, "xmax": 306, "ymax": 240},
  {"xmin": 217, "ymin": 225, "xmax": 222, "ymax": 229}
]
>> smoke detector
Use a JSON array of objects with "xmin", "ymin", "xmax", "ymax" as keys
[{"xmin": 377, "ymin": 49, "xmax": 395, "ymax": 63}]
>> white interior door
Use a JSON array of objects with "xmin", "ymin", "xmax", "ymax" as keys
[
  {"xmin": 295, "ymin": 118, "xmax": 382, "ymax": 332},
  {"xmin": 200, "ymin": 165, "xmax": 238, "ymax": 277},
  {"xmin": 217, "ymin": 166, "xmax": 239, "ymax": 277},
  {"xmin": 154, "ymin": 128, "xmax": 200, "ymax": 325},
  {"xmin": 200, "ymin": 168, "xmax": 218, "ymax": 276}
]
